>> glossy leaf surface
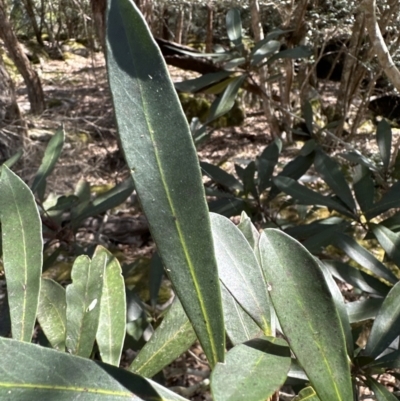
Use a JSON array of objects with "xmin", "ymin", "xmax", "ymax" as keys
[
  {"xmin": 96, "ymin": 247, "xmax": 126, "ymax": 366},
  {"xmin": 372, "ymin": 224, "xmax": 400, "ymax": 268},
  {"xmin": 0, "ymin": 166, "xmax": 42, "ymax": 342},
  {"xmin": 226, "ymin": 8, "xmax": 242, "ymax": 47},
  {"xmin": 376, "ymin": 119, "xmax": 392, "ymax": 171},
  {"xmin": 37, "ymin": 278, "xmax": 67, "ymax": 351},
  {"xmin": 259, "ymin": 229, "xmax": 352, "ymax": 401},
  {"xmin": 107, "ymin": 0, "xmax": 224, "ymax": 366},
  {"xmin": 367, "ymin": 377, "xmax": 397, "ymax": 401},
  {"xmin": 365, "ymin": 181, "xmax": 400, "ymax": 219},
  {"xmin": 257, "ymin": 139, "xmax": 281, "ymax": 193},
  {"xmin": 211, "ymin": 337, "xmax": 290, "ymax": 401}
]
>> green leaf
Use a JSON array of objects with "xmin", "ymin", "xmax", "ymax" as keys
[
  {"xmin": 220, "ymin": 283, "xmax": 262, "ymax": 346},
  {"xmin": 206, "ymin": 75, "xmax": 247, "ymax": 124},
  {"xmin": 226, "ymin": 8, "xmax": 242, "ymax": 48},
  {"xmin": 1, "ymin": 149, "xmax": 23, "ymax": 169},
  {"xmin": 353, "ymin": 164, "xmax": 375, "ymax": 213},
  {"xmin": 365, "ymin": 280, "xmax": 400, "ymax": 358},
  {"xmin": 324, "ymin": 260, "xmax": 390, "ymax": 296},
  {"xmin": 174, "ymin": 71, "xmax": 232, "ymax": 93},
  {"xmin": 250, "ymin": 40, "xmax": 280, "ymax": 66},
  {"xmin": 211, "ymin": 337, "xmax": 291, "ymax": 401},
  {"xmin": 376, "ymin": 119, "xmax": 392, "ymax": 171},
  {"xmin": 31, "ymin": 127, "xmax": 65, "ymax": 201},
  {"xmin": 340, "ymin": 150, "xmax": 379, "ymax": 172},
  {"xmin": 96, "ymin": 247, "xmax": 126, "ymax": 366},
  {"xmin": 365, "ymin": 180, "xmax": 400, "ymax": 219},
  {"xmin": 294, "ymin": 387, "xmax": 321, "ymax": 401},
  {"xmin": 259, "ymin": 230, "xmax": 353, "ymax": 401},
  {"xmin": 242, "ymin": 161, "xmax": 257, "ymax": 198},
  {"xmin": 371, "ymin": 224, "xmax": 400, "ymax": 268},
  {"xmin": 0, "ymin": 166, "xmax": 42, "ymax": 342},
  {"xmin": 346, "ymin": 298, "xmax": 383, "ymax": 324},
  {"xmin": 211, "ymin": 213, "xmax": 272, "ymax": 335},
  {"xmin": 223, "ymin": 57, "xmax": 246, "ymax": 71},
  {"xmin": 66, "ymin": 249, "xmax": 106, "ymax": 357},
  {"xmin": 367, "ymin": 350, "xmax": 400, "ymax": 369},
  {"xmin": 367, "ymin": 377, "xmax": 398, "ymax": 401},
  {"xmin": 334, "ymin": 233, "xmax": 397, "ymax": 284},
  {"xmin": 314, "ymin": 150, "xmax": 356, "ymax": 212},
  {"xmin": 149, "ymin": 252, "xmax": 164, "ymax": 308},
  {"xmin": 201, "ymin": 161, "xmax": 243, "ymax": 191},
  {"xmin": 302, "ymin": 223, "xmax": 344, "ymax": 254},
  {"xmin": 0, "ymin": 337, "xmax": 142, "ymax": 400},
  {"xmin": 37, "ymin": 278, "xmax": 67, "ymax": 351},
  {"xmin": 257, "ymin": 139, "xmax": 282, "ymax": 193},
  {"xmin": 107, "ymin": 0, "xmax": 224, "ymax": 366},
  {"xmin": 267, "ymin": 45, "xmax": 312, "ymax": 64},
  {"xmin": 73, "ymin": 177, "xmax": 134, "ymax": 226},
  {"xmin": 273, "ymin": 176, "xmax": 354, "ymax": 217},
  {"xmin": 237, "ymin": 211, "xmax": 259, "ymax": 251},
  {"xmin": 130, "ymin": 297, "xmax": 196, "ymax": 378},
  {"xmin": 208, "ymin": 198, "xmax": 246, "ymax": 217},
  {"xmin": 303, "ymin": 101, "xmax": 313, "ymax": 135}
]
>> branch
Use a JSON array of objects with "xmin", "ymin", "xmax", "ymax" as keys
[{"xmin": 361, "ymin": 0, "xmax": 400, "ymax": 91}]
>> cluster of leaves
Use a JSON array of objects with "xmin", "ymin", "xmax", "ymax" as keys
[{"xmin": 2, "ymin": 1, "xmax": 400, "ymax": 401}]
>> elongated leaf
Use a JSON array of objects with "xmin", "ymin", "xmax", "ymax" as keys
[
  {"xmin": 226, "ymin": 8, "xmax": 242, "ymax": 48},
  {"xmin": 376, "ymin": 119, "xmax": 392, "ymax": 171},
  {"xmin": 334, "ymin": 233, "xmax": 397, "ymax": 284},
  {"xmin": 1, "ymin": 149, "xmax": 23, "ymax": 169},
  {"xmin": 242, "ymin": 161, "xmax": 257, "ymax": 198},
  {"xmin": 149, "ymin": 252, "xmax": 164, "ymax": 308},
  {"xmin": 201, "ymin": 161, "xmax": 243, "ymax": 191},
  {"xmin": 303, "ymin": 101, "xmax": 313, "ymax": 135},
  {"xmin": 365, "ymin": 281, "xmax": 400, "ymax": 358},
  {"xmin": 0, "ymin": 337, "xmax": 183, "ymax": 401},
  {"xmin": 302, "ymin": 223, "xmax": 344, "ymax": 254},
  {"xmin": 267, "ymin": 45, "xmax": 312, "ymax": 64},
  {"xmin": 346, "ymin": 298, "xmax": 383, "ymax": 324},
  {"xmin": 37, "ymin": 278, "xmax": 66, "ymax": 351},
  {"xmin": 285, "ymin": 217, "xmax": 345, "ymax": 241},
  {"xmin": 66, "ymin": 250, "xmax": 106, "ymax": 357},
  {"xmin": 237, "ymin": 211, "xmax": 259, "ymax": 251},
  {"xmin": 221, "ymin": 283, "xmax": 262, "ymax": 346},
  {"xmin": 353, "ymin": 164, "xmax": 374, "ymax": 213},
  {"xmin": 367, "ymin": 377, "xmax": 398, "ymax": 401},
  {"xmin": 257, "ymin": 139, "xmax": 282, "ymax": 193},
  {"xmin": 365, "ymin": 180, "xmax": 400, "ymax": 219},
  {"xmin": 208, "ymin": 197, "xmax": 246, "ymax": 217},
  {"xmin": 273, "ymin": 176, "xmax": 354, "ymax": 217},
  {"xmin": 73, "ymin": 177, "xmax": 134, "ymax": 226},
  {"xmin": 294, "ymin": 387, "xmax": 321, "ymax": 401},
  {"xmin": 250, "ymin": 40, "xmax": 280, "ymax": 66},
  {"xmin": 31, "ymin": 127, "xmax": 65, "ymax": 201},
  {"xmin": 107, "ymin": 0, "xmax": 224, "ymax": 366},
  {"xmin": 372, "ymin": 224, "xmax": 400, "ymax": 268},
  {"xmin": 211, "ymin": 337, "xmax": 291, "ymax": 401},
  {"xmin": 130, "ymin": 297, "xmax": 196, "ymax": 377},
  {"xmin": 174, "ymin": 71, "xmax": 232, "ymax": 93},
  {"xmin": 379, "ymin": 211, "xmax": 400, "ymax": 232},
  {"xmin": 324, "ymin": 260, "xmax": 390, "ymax": 296},
  {"xmin": 259, "ymin": 230, "xmax": 353, "ymax": 401},
  {"xmin": 314, "ymin": 150, "xmax": 356, "ymax": 212},
  {"xmin": 224, "ymin": 57, "xmax": 246, "ymax": 71},
  {"xmin": 340, "ymin": 150, "xmax": 379, "ymax": 172},
  {"xmin": 96, "ymin": 247, "xmax": 126, "ymax": 366},
  {"xmin": 367, "ymin": 349, "xmax": 400, "ymax": 369},
  {"xmin": 206, "ymin": 75, "xmax": 246, "ymax": 124},
  {"xmin": 0, "ymin": 166, "xmax": 42, "ymax": 342},
  {"xmin": 211, "ymin": 213, "xmax": 272, "ymax": 335}
]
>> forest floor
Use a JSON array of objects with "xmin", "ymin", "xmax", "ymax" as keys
[{"xmin": 5, "ymin": 50, "xmax": 398, "ymax": 400}]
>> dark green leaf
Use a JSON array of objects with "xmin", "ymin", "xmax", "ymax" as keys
[
  {"xmin": 224, "ymin": 57, "xmax": 246, "ymax": 70},
  {"xmin": 211, "ymin": 213, "xmax": 272, "ymax": 335},
  {"xmin": 107, "ymin": 0, "xmax": 226, "ymax": 365},
  {"xmin": 314, "ymin": 150, "xmax": 356, "ymax": 212},
  {"xmin": 365, "ymin": 181, "xmax": 400, "ymax": 219},
  {"xmin": 259, "ymin": 230, "xmax": 353, "ymax": 401},
  {"xmin": 66, "ymin": 249, "xmax": 106, "ymax": 357},
  {"xmin": 257, "ymin": 139, "xmax": 282, "ymax": 193},
  {"xmin": 340, "ymin": 151, "xmax": 379, "ymax": 172},
  {"xmin": 96, "ymin": 247, "xmax": 126, "ymax": 366},
  {"xmin": 367, "ymin": 377, "xmax": 398, "ymax": 401},
  {"xmin": 353, "ymin": 164, "xmax": 375, "ymax": 213},
  {"xmin": 0, "ymin": 166, "xmax": 42, "ymax": 342},
  {"xmin": 250, "ymin": 40, "xmax": 280, "ymax": 66},
  {"xmin": 334, "ymin": 233, "xmax": 397, "ymax": 284},
  {"xmin": 372, "ymin": 224, "xmax": 400, "ymax": 268},
  {"xmin": 211, "ymin": 337, "xmax": 291, "ymax": 401},
  {"xmin": 294, "ymin": 387, "xmax": 321, "ymax": 401},
  {"xmin": 303, "ymin": 101, "xmax": 313, "ymax": 135},
  {"xmin": 365, "ymin": 281, "xmax": 400, "ymax": 358},
  {"xmin": 1, "ymin": 149, "xmax": 23, "ymax": 169},
  {"xmin": 201, "ymin": 162, "xmax": 243, "ymax": 191},
  {"xmin": 208, "ymin": 198, "xmax": 246, "ymax": 217},
  {"xmin": 273, "ymin": 176, "xmax": 354, "ymax": 217},
  {"xmin": 220, "ymin": 283, "xmax": 262, "ymax": 346},
  {"xmin": 149, "ymin": 252, "xmax": 164, "ymax": 308},
  {"xmin": 37, "ymin": 278, "xmax": 66, "ymax": 351},
  {"xmin": 226, "ymin": 8, "xmax": 242, "ymax": 48},
  {"xmin": 376, "ymin": 119, "xmax": 392, "ymax": 171},
  {"xmin": 285, "ymin": 217, "xmax": 345, "ymax": 241},
  {"xmin": 31, "ymin": 127, "xmax": 65, "ymax": 201},
  {"xmin": 174, "ymin": 71, "xmax": 232, "ymax": 93},
  {"xmin": 367, "ymin": 350, "xmax": 400, "ymax": 369},
  {"xmin": 302, "ymin": 224, "xmax": 344, "ymax": 254},
  {"xmin": 0, "ymin": 337, "xmax": 141, "ymax": 400},
  {"xmin": 346, "ymin": 298, "xmax": 383, "ymax": 324},
  {"xmin": 130, "ymin": 298, "xmax": 196, "ymax": 378},
  {"xmin": 242, "ymin": 161, "xmax": 257, "ymax": 198},
  {"xmin": 267, "ymin": 45, "xmax": 312, "ymax": 64}
]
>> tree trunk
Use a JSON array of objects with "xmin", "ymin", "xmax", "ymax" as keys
[
  {"xmin": 91, "ymin": 0, "xmax": 106, "ymax": 49},
  {"xmin": 175, "ymin": 5, "xmax": 184, "ymax": 44},
  {"xmin": 0, "ymin": 0, "xmax": 45, "ymax": 115},
  {"xmin": 22, "ymin": 0, "xmax": 44, "ymax": 46},
  {"xmin": 205, "ymin": 3, "xmax": 214, "ymax": 52}
]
